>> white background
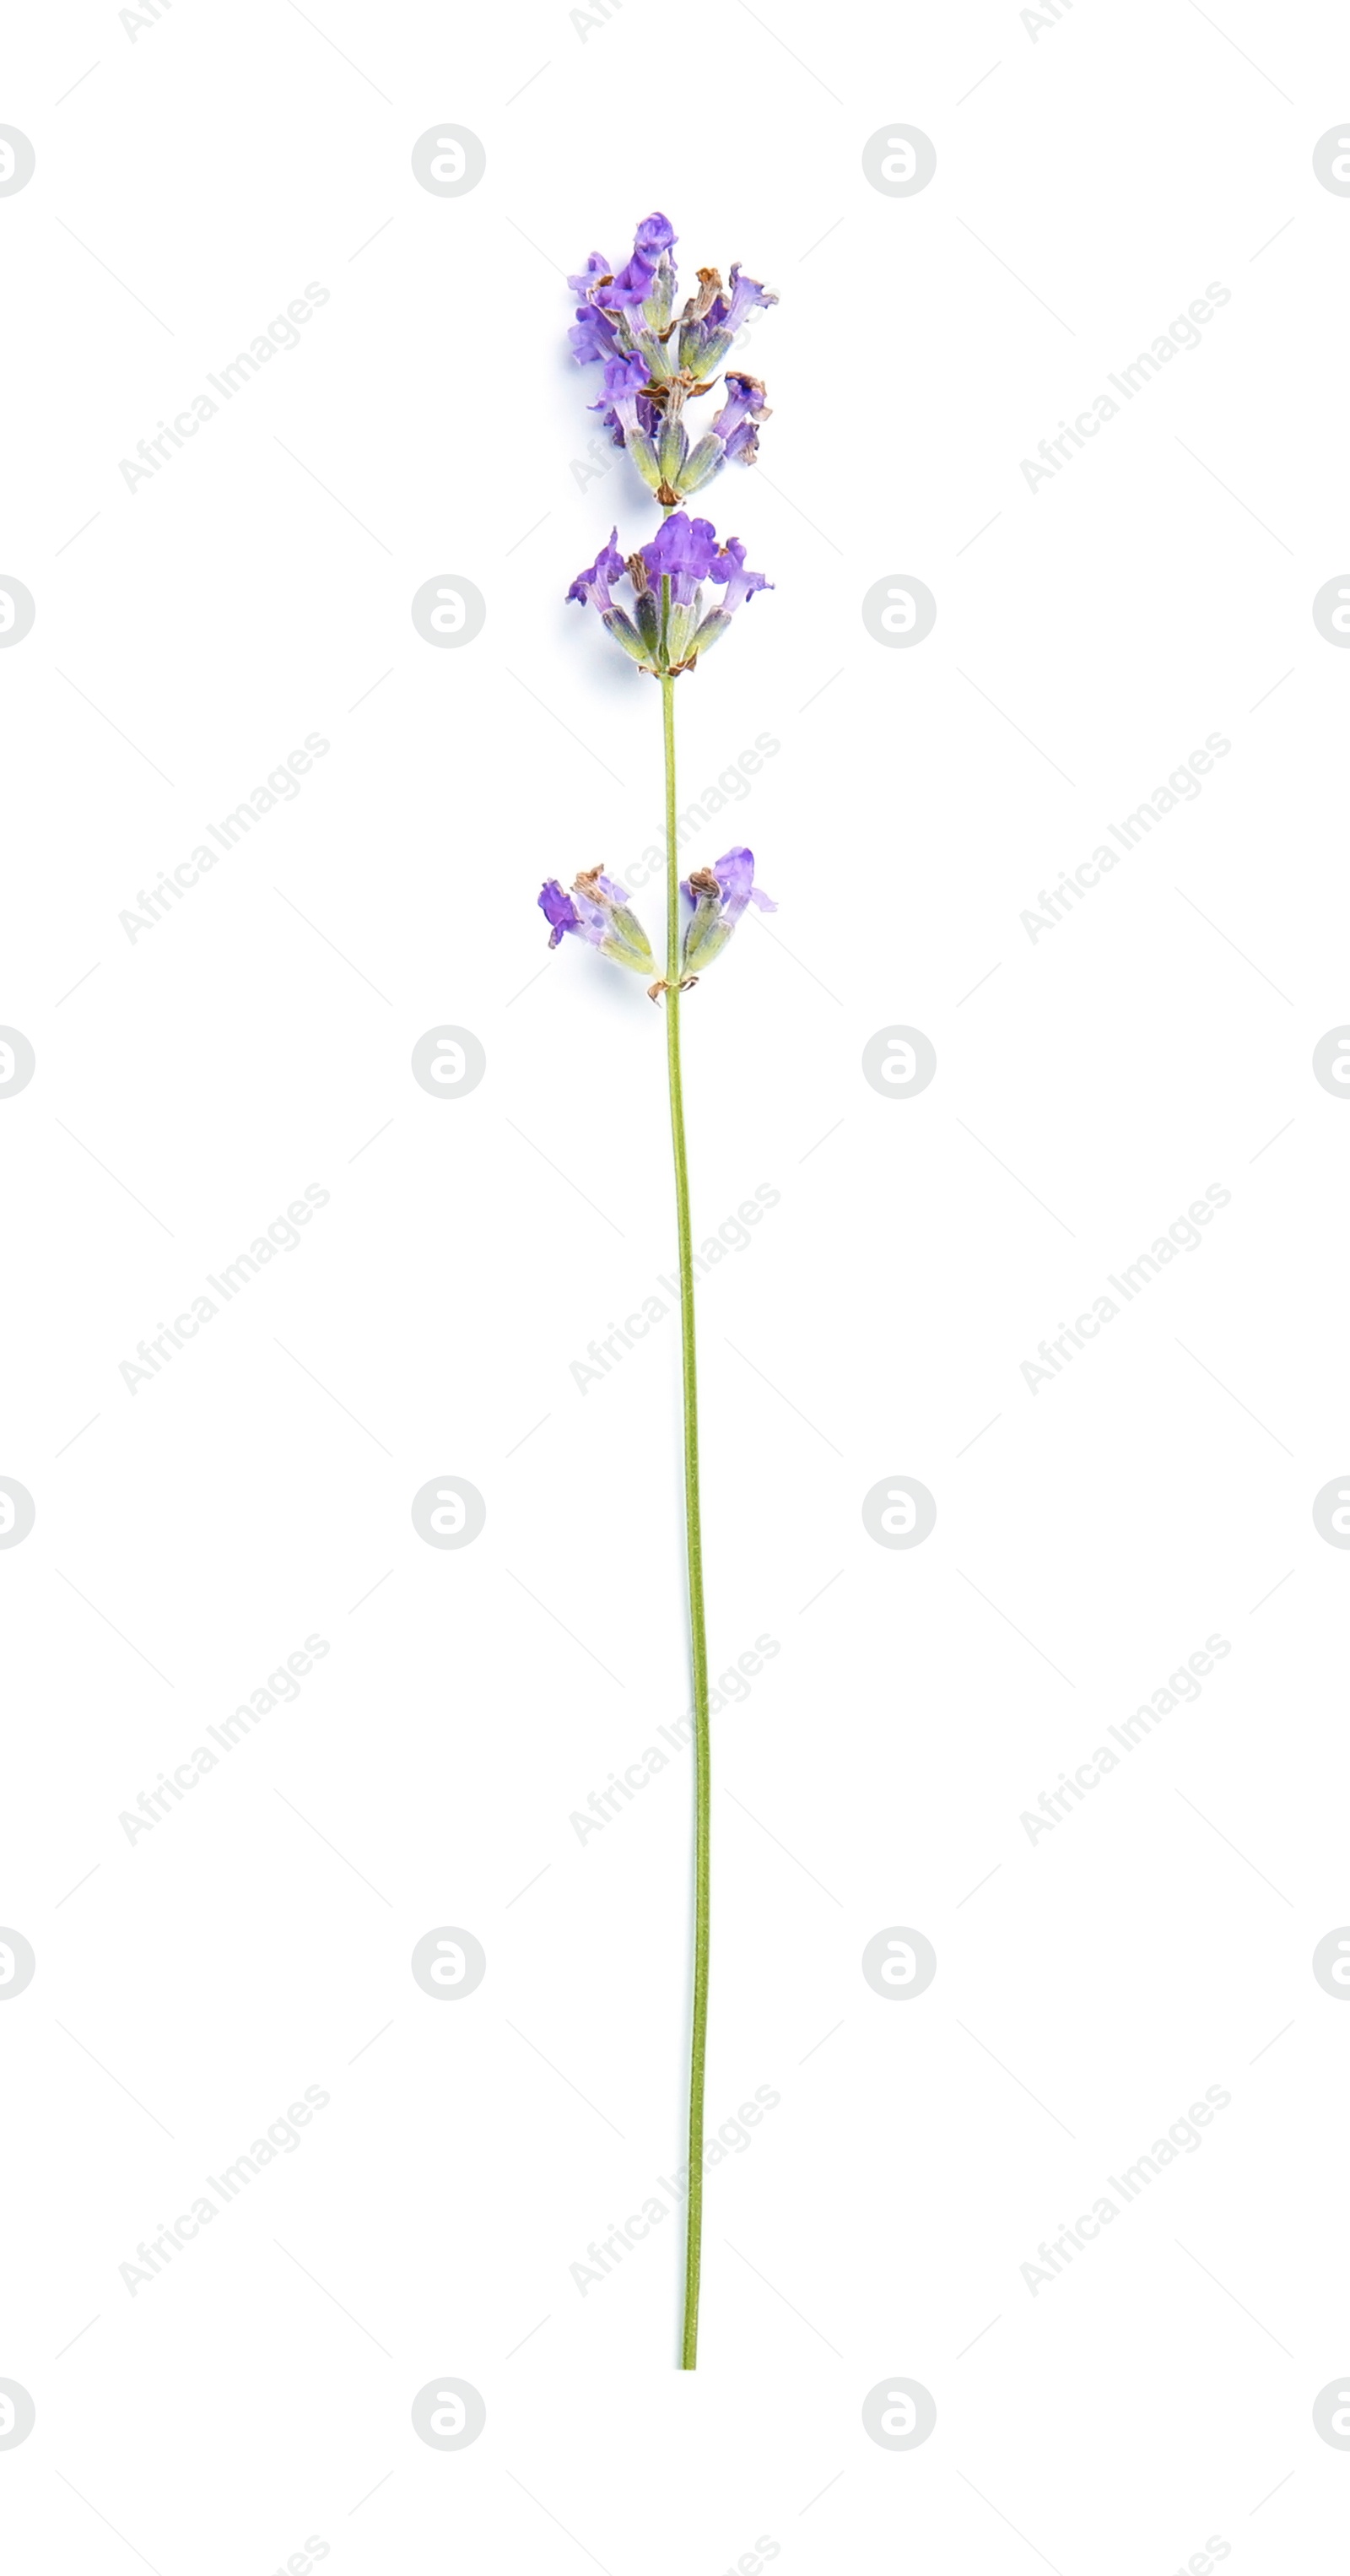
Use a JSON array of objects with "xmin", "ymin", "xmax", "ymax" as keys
[{"xmin": 3, "ymin": 0, "xmax": 1350, "ymax": 2568}]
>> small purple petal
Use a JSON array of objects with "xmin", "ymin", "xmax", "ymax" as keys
[
  {"xmin": 644, "ymin": 510, "xmax": 721, "ymax": 603},
  {"xmin": 538, "ymin": 879, "xmax": 580, "ymax": 947},
  {"xmin": 589, "ymin": 349, "xmax": 651, "ymax": 441},
  {"xmin": 714, "ymin": 847, "xmax": 775, "ymax": 924},
  {"xmin": 567, "ymin": 252, "xmax": 613, "ymax": 299},
  {"xmin": 634, "ymin": 211, "xmax": 676, "ymax": 258},
  {"xmin": 596, "ymin": 350, "xmax": 650, "ymax": 400},
  {"xmin": 602, "ymin": 262, "xmax": 656, "ymax": 309},
  {"xmin": 568, "ymin": 304, "xmax": 618, "ymax": 366}
]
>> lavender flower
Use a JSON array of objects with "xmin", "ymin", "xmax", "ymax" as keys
[
  {"xmin": 599, "ymin": 210, "xmax": 677, "ymax": 311},
  {"xmin": 589, "ymin": 351, "xmax": 663, "ymax": 487},
  {"xmin": 681, "ymin": 848, "xmax": 776, "ymax": 976},
  {"xmin": 568, "ymin": 298, "xmax": 618, "ymax": 369},
  {"xmin": 569, "ymin": 213, "xmax": 776, "ymax": 504},
  {"xmin": 677, "ymin": 264, "xmax": 778, "ymax": 376},
  {"xmin": 548, "ymin": 204, "xmax": 785, "ymax": 2373},
  {"xmin": 710, "ymin": 372, "xmax": 770, "ymax": 459},
  {"xmin": 567, "ymin": 513, "xmax": 770, "ymax": 675},
  {"xmin": 537, "ymin": 869, "xmax": 655, "ymax": 975}
]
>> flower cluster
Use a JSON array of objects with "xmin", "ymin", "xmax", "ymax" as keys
[
  {"xmin": 567, "ymin": 511, "xmax": 770, "ymax": 677},
  {"xmin": 539, "ymin": 848, "xmax": 774, "ymax": 992},
  {"xmin": 569, "ymin": 213, "xmax": 776, "ymax": 505}
]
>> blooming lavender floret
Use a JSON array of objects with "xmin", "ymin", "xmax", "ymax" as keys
[
  {"xmin": 680, "ymin": 848, "xmax": 776, "ymax": 977},
  {"xmin": 566, "ymin": 514, "xmax": 770, "ymax": 676},
  {"xmin": 565, "ymin": 532, "xmax": 626, "ymax": 614},
  {"xmin": 707, "ymin": 373, "xmax": 770, "ymax": 467},
  {"xmin": 679, "ymin": 264, "xmax": 777, "ymax": 375},
  {"xmin": 537, "ymin": 869, "xmax": 655, "ymax": 975},
  {"xmin": 567, "ymin": 252, "xmax": 615, "ymax": 299},
  {"xmin": 602, "ymin": 210, "xmax": 677, "ymax": 309},
  {"xmin": 568, "ymin": 213, "xmax": 777, "ymax": 503},
  {"xmin": 589, "ymin": 350, "xmax": 662, "ymax": 475},
  {"xmin": 568, "ymin": 300, "xmax": 618, "ymax": 368}
]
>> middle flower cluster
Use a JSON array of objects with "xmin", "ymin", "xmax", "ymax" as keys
[{"xmin": 568, "ymin": 511, "xmax": 770, "ymax": 679}]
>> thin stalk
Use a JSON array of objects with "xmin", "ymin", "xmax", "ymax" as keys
[{"xmin": 662, "ymin": 644, "xmax": 711, "ymax": 2371}]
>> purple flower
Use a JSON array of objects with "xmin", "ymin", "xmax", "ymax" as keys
[
  {"xmin": 634, "ymin": 212, "xmax": 677, "ymax": 258},
  {"xmin": 675, "ymin": 372, "xmax": 772, "ymax": 497},
  {"xmin": 715, "ymin": 264, "xmax": 779, "ymax": 343},
  {"xmin": 565, "ymin": 530, "xmax": 625, "ymax": 614},
  {"xmin": 567, "ymin": 252, "xmax": 613, "ymax": 299},
  {"xmin": 565, "ymin": 527, "xmax": 651, "ymax": 664},
  {"xmin": 708, "ymin": 846, "xmax": 776, "ymax": 925},
  {"xmin": 593, "ymin": 349, "xmax": 651, "ymax": 411},
  {"xmin": 680, "ymin": 847, "xmax": 777, "ymax": 976},
  {"xmin": 566, "ymin": 250, "xmax": 623, "ymax": 365},
  {"xmin": 709, "ymin": 372, "xmax": 770, "ymax": 464},
  {"xmin": 645, "ymin": 511, "xmax": 721, "ymax": 603},
  {"xmin": 568, "ymin": 301, "xmax": 618, "ymax": 368},
  {"xmin": 589, "ymin": 350, "xmax": 662, "ymax": 465},
  {"xmin": 675, "ymin": 524, "xmax": 771, "ymax": 665},
  {"xmin": 707, "ymin": 533, "xmax": 770, "ymax": 616},
  {"xmin": 602, "ymin": 210, "xmax": 677, "ymax": 309},
  {"xmin": 677, "ymin": 263, "xmax": 778, "ymax": 376},
  {"xmin": 566, "ymin": 214, "xmax": 677, "ymax": 343},
  {"xmin": 537, "ymin": 869, "xmax": 656, "ymax": 976}
]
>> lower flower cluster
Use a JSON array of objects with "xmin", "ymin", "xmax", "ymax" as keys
[{"xmin": 538, "ymin": 848, "xmax": 775, "ymax": 997}]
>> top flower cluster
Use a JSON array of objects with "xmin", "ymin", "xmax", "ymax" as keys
[{"xmin": 568, "ymin": 212, "xmax": 777, "ymax": 508}]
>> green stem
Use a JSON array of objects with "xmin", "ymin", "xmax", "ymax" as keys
[{"xmin": 662, "ymin": 652, "xmax": 710, "ymax": 2372}]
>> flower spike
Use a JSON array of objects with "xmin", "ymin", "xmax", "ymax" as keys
[{"xmin": 569, "ymin": 214, "xmax": 777, "ymax": 503}]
